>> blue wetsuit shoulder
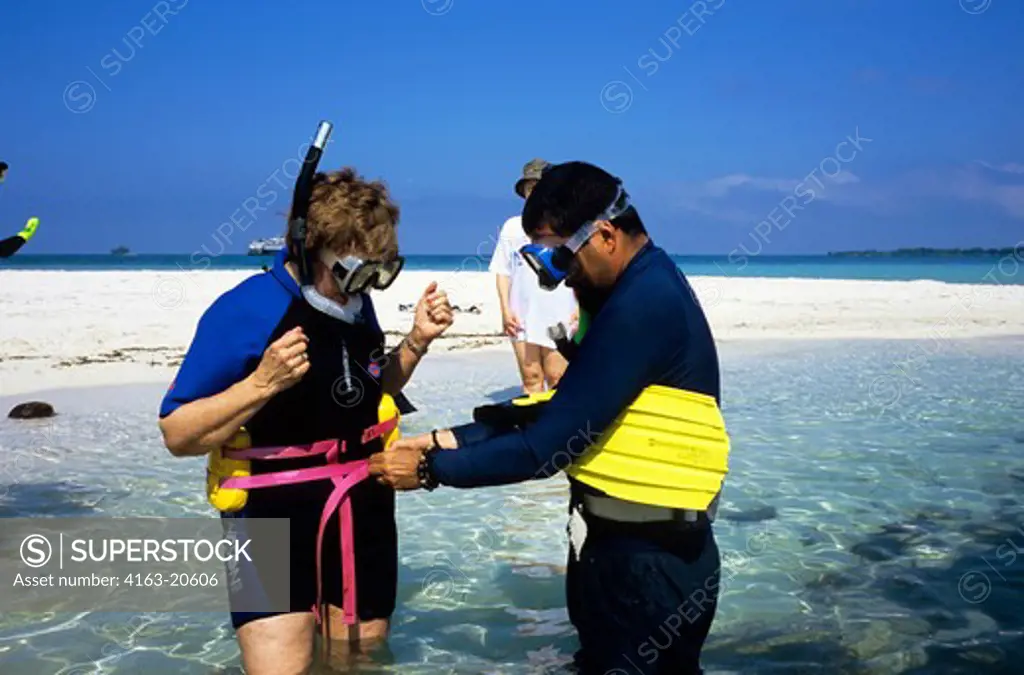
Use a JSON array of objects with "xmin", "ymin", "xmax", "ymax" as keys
[
  {"xmin": 158, "ymin": 270, "xmax": 293, "ymax": 418},
  {"xmin": 432, "ymin": 241, "xmax": 721, "ymax": 487}
]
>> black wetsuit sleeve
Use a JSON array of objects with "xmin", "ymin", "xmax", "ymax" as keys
[
  {"xmin": 0, "ymin": 235, "xmax": 27, "ymax": 258},
  {"xmin": 430, "ymin": 279, "xmax": 683, "ymax": 488}
]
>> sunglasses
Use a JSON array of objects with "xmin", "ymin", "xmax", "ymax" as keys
[{"xmin": 320, "ymin": 250, "xmax": 405, "ymax": 294}]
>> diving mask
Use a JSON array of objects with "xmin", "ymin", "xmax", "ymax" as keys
[
  {"xmin": 320, "ymin": 249, "xmax": 405, "ymax": 294},
  {"xmin": 519, "ymin": 184, "xmax": 632, "ymax": 291},
  {"xmin": 521, "ymin": 223, "xmax": 597, "ymax": 291}
]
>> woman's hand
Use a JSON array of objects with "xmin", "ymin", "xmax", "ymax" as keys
[
  {"xmin": 413, "ymin": 281, "xmax": 454, "ymax": 342},
  {"xmin": 502, "ymin": 310, "xmax": 522, "ymax": 337},
  {"xmin": 249, "ymin": 327, "xmax": 310, "ymax": 396},
  {"xmin": 369, "ymin": 438, "xmax": 426, "ymax": 490}
]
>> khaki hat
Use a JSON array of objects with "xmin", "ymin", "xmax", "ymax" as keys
[{"xmin": 514, "ymin": 158, "xmax": 551, "ymax": 198}]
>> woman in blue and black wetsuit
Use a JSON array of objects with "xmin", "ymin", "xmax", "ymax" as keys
[{"xmin": 158, "ymin": 167, "xmax": 453, "ymax": 674}]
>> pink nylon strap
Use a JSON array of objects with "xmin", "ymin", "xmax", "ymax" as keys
[
  {"xmin": 315, "ymin": 462, "xmax": 369, "ymax": 625},
  {"xmin": 227, "ymin": 415, "xmax": 394, "ymax": 462},
  {"xmin": 222, "ymin": 461, "xmax": 357, "ymax": 491},
  {"xmin": 224, "ymin": 439, "xmax": 340, "ymax": 461},
  {"xmin": 361, "ymin": 417, "xmax": 398, "ymax": 444},
  {"xmin": 224, "ymin": 459, "xmax": 370, "ymax": 626},
  {"xmin": 216, "ymin": 416, "xmax": 395, "ymax": 628}
]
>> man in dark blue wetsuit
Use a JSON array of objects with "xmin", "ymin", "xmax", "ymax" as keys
[{"xmin": 370, "ymin": 161, "xmax": 724, "ymax": 674}]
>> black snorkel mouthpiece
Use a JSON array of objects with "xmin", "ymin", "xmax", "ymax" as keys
[{"xmin": 288, "ymin": 120, "xmax": 334, "ymax": 286}]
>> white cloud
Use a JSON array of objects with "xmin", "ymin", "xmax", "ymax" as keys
[
  {"xmin": 670, "ymin": 169, "xmax": 861, "ymax": 223},
  {"xmin": 671, "ymin": 162, "xmax": 1024, "ymax": 222},
  {"xmin": 949, "ymin": 164, "xmax": 1024, "ymax": 218},
  {"xmin": 972, "ymin": 160, "xmax": 1024, "ymax": 175},
  {"xmin": 699, "ymin": 171, "xmax": 859, "ymax": 199}
]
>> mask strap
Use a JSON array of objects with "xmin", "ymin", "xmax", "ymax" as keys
[
  {"xmin": 320, "ymin": 250, "xmax": 360, "ymax": 293},
  {"xmin": 564, "ymin": 221, "xmax": 597, "ymax": 253},
  {"xmin": 598, "ymin": 184, "xmax": 631, "ymax": 222},
  {"xmin": 562, "ymin": 184, "xmax": 631, "ymax": 254}
]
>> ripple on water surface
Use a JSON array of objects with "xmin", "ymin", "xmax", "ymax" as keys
[{"xmin": 1, "ymin": 339, "xmax": 1023, "ymax": 673}]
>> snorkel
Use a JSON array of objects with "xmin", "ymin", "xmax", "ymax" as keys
[
  {"xmin": 288, "ymin": 120, "xmax": 333, "ymax": 285},
  {"xmin": 287, "ymin": 121, "xmax": 363, "ymax": 322},
  {"xmin": 287, "ymin": 122, "xmax": 404, "ymax": 323}
]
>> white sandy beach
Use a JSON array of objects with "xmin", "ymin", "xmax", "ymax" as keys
[{"xmin": 2, "ymin": 268, "xmax": 1024, "ymax": 397}]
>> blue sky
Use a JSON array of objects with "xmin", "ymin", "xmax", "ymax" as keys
[{"xmin": 1, "ymin": 0, "xmax": 1022, "ymax": 255}]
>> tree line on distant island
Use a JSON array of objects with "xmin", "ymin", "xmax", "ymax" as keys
[{"xmin": 827, "ymin": 247, "xmax": 1020, "ymax": 258}]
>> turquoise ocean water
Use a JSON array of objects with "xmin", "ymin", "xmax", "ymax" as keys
[
  {"xmin": 3, "ymin": 253, "xmax": 1024, "ymax": 285},
  {"xmin": 1, "ymin": 340, "xmax": 1023, "ymax": 674}
]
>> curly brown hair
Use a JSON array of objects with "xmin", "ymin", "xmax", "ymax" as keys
[{"xmin": 296, "ymin": 167, "xmax": 400, "ymax": 260}]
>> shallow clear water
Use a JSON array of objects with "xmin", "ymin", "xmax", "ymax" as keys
[{"xmin": 1, "ymin": 339, "xmax": 1023, "ymax": 674}]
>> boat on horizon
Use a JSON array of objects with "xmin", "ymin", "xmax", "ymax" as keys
[{"xmin": 248, "ymin": 237, "xmax": 285, "ymax": 256}]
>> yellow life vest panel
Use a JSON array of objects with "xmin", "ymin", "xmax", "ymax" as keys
[
  {"xmin": 205, "ymin": 393, "xmax": 402, "ymax": 513},
  {"xmin": 510, "ymin": 385, "xmax": 730, "ymax": 511},
  {"xmin": 206, "ymin": 428, "xmax": 253, "ymax": 512},
  {"xmin": 378, "ymin": 393, "xmax": 401, "ymax": 450}
]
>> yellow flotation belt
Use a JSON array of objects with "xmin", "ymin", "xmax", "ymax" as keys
[
  {"xmin": 206, "ymin": 393, "xmax": 402, "ymax": 512},
  {"xmin": 205, "ymin": 394, "xmax": 402, "ymax": 628},
  {"xmin": 509, "ymin": 385, "xmax": 729, "ymax": 511},
  {"xmin": 206, "ymin": 426, "xmax": 253, "ymax": 512}
]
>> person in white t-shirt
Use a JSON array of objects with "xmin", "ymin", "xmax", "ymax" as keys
[{"xmin": 489, "ymin": 158, "xmax": 577, "ymax": 393}]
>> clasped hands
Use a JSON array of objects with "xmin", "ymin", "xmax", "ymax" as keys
[{"xmin": 368, "ymin": 430, "xmax": 447, "ymax": 490}]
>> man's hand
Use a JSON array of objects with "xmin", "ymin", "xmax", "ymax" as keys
[
  {"xmin": 502, "ymin": 310, "xmax": 522, "ymax": 337},
  {"xmin": 392, "ymin": 432, "xmax": 435, "ymax": 453},
  {"xmin": 413, "ymin": 282, "xmax": 454, "ymax": 342},
  {"xmin": 368, "ymin": 438, "xmax": 427, "ymax": 490}
]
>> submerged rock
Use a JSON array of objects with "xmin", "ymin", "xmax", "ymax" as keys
[
  {"xmin": 850, "ymin": 540, "xmax": 903, "ymax": 562},
  {"xmin": 846, "ymin": 620, "xmax": 895, "ymax": 660},
  {"xmin": 805, "ymin": 569, "xmax": 862, "ymax": 591},
  {"xmin": 880, "ymin": 522, "xmax": 922, "ymax": 536},
  {"xmin": 723, "ymin": 504, "xmax": 778, "ymax": 523},
  {"xmin": 7, "ymin": 401, "xmax": 56, "ymax": 419}
]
